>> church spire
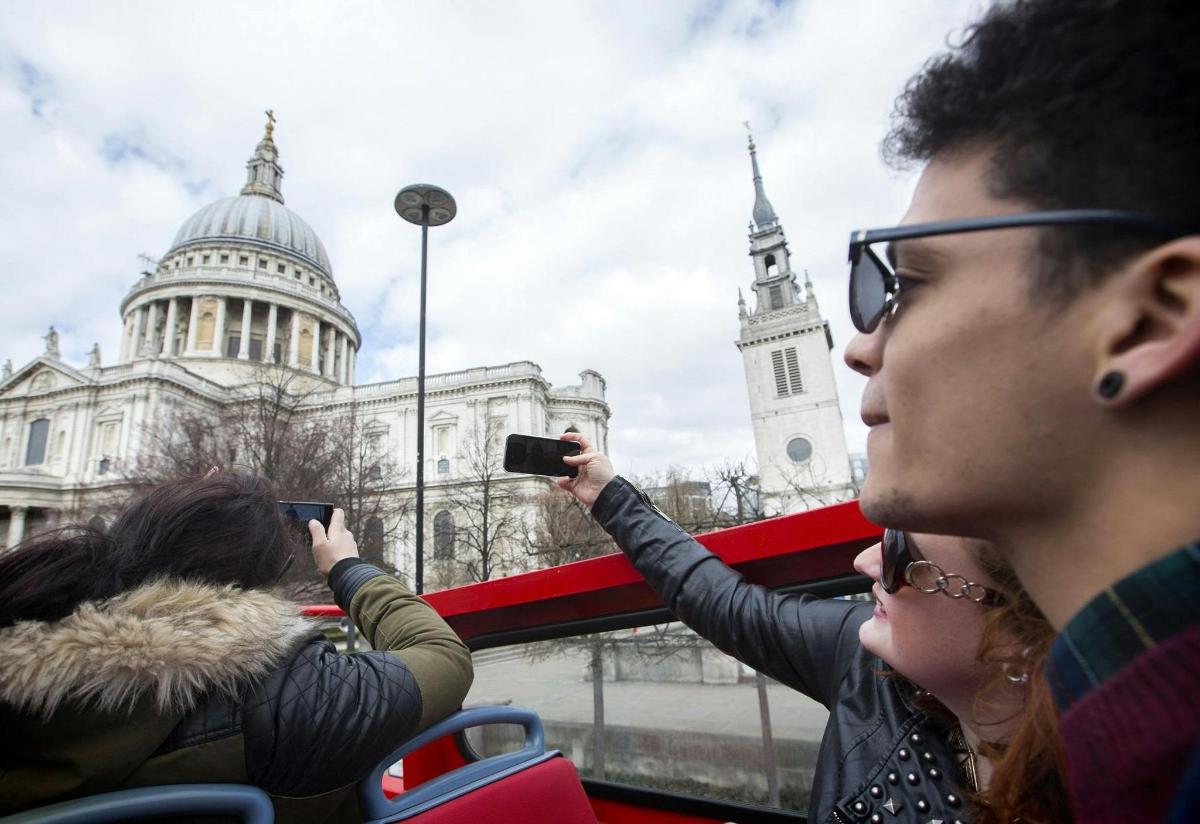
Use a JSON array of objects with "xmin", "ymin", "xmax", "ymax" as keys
[
  {"xmin": 240, "ymin": 110, "xmax": 285, "ymax": 203},
  {"xmin": 745, "ymin": 124, "xmax": 778, "ymax": 230}
]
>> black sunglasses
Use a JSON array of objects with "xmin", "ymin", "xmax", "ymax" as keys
[
  {"xmin": 880, "ymin": 528, "xmax": 920, "ymax": 594},
  {"xmin": 847, "ymin": 209, "xmax": 1195, "ymax": 334},
  {"xmin": 880, "ymin": 529, "xmax": 1002, "ymax": 606}
]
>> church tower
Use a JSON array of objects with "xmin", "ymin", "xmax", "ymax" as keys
[{"xmin": 736, "ymin": 132, "xmax": 854, "ymax": 514}]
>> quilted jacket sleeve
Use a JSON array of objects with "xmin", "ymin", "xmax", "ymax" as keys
[
  {"xmin": 242, "ymin": 570, "xmax": 473, "ymax": 797},
  {"xmin": 593, "ymin": 476, "xmax": 871, "ymax": 708}
]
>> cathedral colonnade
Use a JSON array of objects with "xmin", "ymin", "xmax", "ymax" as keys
[
  {"xmin": 118, "ymin": 294, "xmax": 356, "ymax": 383},
  {"xmin": 1, "ymin": 504, "xmax": 63, "ymax": 550}
]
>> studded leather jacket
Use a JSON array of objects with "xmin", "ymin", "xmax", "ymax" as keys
[{"xmin": 593, "ymin": 477, "xmax": 974, "ymax": 824}]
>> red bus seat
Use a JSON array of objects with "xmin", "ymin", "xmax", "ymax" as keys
[{"xmin": 357, "ymin": 706, "xmax": 597, "ymax": 824}]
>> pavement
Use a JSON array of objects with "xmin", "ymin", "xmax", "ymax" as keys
[{"xmin": 466, "ymin": 644, "xmax": 831, "ymax": 743}]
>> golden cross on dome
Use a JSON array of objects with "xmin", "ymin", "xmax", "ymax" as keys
[{"xmin": 264, "ymin": 109, "xmax": 276, "ymax": 138}]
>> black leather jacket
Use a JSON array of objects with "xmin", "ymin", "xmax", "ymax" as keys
[{"xmin": 594, "ymin": 477, "xmax": 974, "ymax": 824}]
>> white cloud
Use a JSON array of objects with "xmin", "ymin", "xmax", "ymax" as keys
[{"xmin": 0, "ymin": 0, "xmax": 976, "ymax": 473}]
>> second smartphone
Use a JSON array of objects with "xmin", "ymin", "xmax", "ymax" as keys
[{"xmin": 503, "ymin": 434, "xmax": 582, "ymax": 478}]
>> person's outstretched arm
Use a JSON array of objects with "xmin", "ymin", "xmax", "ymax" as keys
[
  {"xmin": 241, "ymin": 510, "xmax": 473, "ymax": 797},
  {"xmin": 560, "ymin": 434, "xmax": 868, "ymax": 707}
]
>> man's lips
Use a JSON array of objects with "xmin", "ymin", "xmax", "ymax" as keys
[{"xmin": 861, "ymin": 410, "xmax": 890, "ymax": 427}]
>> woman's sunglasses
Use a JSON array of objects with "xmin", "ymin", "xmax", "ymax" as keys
[
  {"xmin": 880, "ymin": 529, "xmax": 1002, "ymax": 606},
  {"xmin": 847, "ymin": 209, "xmax": 1193, "ymax": 334}
]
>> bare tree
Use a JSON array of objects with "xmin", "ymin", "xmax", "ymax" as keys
[
  {"xmin": 775, "ymin": 455, "xmax": 849, "ymax": 512},
  {"xmin": 520, "ymin": 485, "xmax": 616, "ymax": 570},
  {"xmin": 320, "ymin": 404, "xmax": 411, "ymax": 576},
  {"xmin": 435, "ymin": 420, "xmax": 523, "ymax": 585},
  {"xmin": 133, "ymin": 365, "xmax": 410, "ymax": 599}
]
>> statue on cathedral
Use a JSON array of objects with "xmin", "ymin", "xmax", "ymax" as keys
[
  {"xmin": 44, "ymin": 326, "xmax": 60, "ymax": 359},
  {"xmin": 264, "ymin": 109, "xmax": 276, "ymax": 139},
  {"xmin": 88, "ymin": 343, "xmax": 102, "ymax": 369}
]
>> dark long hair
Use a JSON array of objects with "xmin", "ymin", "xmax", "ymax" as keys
[{"xmin": 0, "ymin": 472, "xmax": 295, "ymax": 628}]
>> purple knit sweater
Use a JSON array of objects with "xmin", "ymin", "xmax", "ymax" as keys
[{"xmin": 1059, "ymin": 624, "xmax": 1200, "ymax": 822}]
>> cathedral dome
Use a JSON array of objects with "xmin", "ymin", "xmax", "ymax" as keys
[{"xmin": 167, "ymin": 194, "xmax": 333, "ymax": 278}]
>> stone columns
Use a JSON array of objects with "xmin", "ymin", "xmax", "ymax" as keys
[
  {"xmin": 161, "ymin": 298, "xmax": 178, "ymax": 357},
  {"xmin": 186, "ymin": 297, "xmax": 201, "ymax": 353},
  {"xmin": 120, "ymin": 314, "xmax": 134, "ymax": 361},
  {"xmin": 325, "ymin": 329, "xmax": 337, "ymax": 379},
  {"xmin": 213, "ymin": 298, "xmax": 227, "ymax": 355},
  {"xmin": 6, "ymin": 506, "xmax": 27, "ymax": 549},
  {"xmin": 349, "ymin": 346, "xmax": 356, "ymax": 385},
  {"xmin": 130, "ymin": 306, "xmax": 145, "ymax": 360},
  {"xmin": 238, "ymin": 300, "xmax": 253, "ymax": 359},
  {"xmin": 143, "ymin": 301, "xmax": 159, "ymax": 357},
  {"xmin": 265, "ymin": 303, "xmax": 278, "ymax": 362},
  {"xmin": 339, "ymin": 336, "xmax": 349, "ymax": 383},
  {"xmin": 311, "ymin": 322, "xmax": 321, "ymax": 372},
  {"xmin": 288, "ymin": 311, "xmax": 301, "ymax": 367}
]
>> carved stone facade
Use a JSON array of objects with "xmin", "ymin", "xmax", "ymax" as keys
[
  {"xmin": 0, "ymin": 122, "xmax": 610, "ymax": 581},
  {"xmin": 736, "ymin": 134, "xmax": 854, "ymax": 515}
]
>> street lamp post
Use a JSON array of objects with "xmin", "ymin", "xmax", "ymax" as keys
[{"xmin": 394, "ymin": 184, "xmax": 457, "ymax": 595}]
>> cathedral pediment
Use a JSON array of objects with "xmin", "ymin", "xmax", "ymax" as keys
[{"xmin": 0, "ymin": 358, "xmax": 93, "ymax": 399}]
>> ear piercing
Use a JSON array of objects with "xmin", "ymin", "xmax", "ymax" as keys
[{"xmin": 1096, "ymin": 371, "xmax": 1125, "ymax": 400}]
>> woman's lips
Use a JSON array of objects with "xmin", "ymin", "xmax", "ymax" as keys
[{"xmin": 872, "ymin": 586, "xmax": 889, "ymax": 620}]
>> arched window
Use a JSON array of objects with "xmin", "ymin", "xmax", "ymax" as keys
[
  {"xmin": 368, "ymin": 463, "xmax": 382, "ymax": 482},
  {"xmin": 362, "ymin": 516, "xmax": 385, "ymax": 567},
  {"xmin": 98, "ymin": 457, "xmax": 111, "ymax": 475},
  {"xmin": 25, "ymin": 419, "xmax": 49, "ymax": 465},
  {"xmin": 433, "ymin": 510, "xmax": 455, "ymax": 561},
  {"xmin": 437, "ymin": 458, "xmax": 449, "ymax": 475},
  {"xmin": 764, "ymin": 254, "xmax": 778, "ymax": 278}
]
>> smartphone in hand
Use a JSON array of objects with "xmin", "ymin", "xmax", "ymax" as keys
[
  {"xmin": 503, "ymin": 434, "xmax": 581, "ymax": 478},
  {"xmin": 278, "ymin": 501, "xmax": 335, "ymax": 542}
]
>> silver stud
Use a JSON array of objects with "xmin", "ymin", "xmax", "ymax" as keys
[
  {"xmin": 910, "ymin": 732, "xmax": 923, "ymax": 744},
  {"xmin": 898, "ymin": 747, "xmax": 911, "ymax": 761},
  {"xmin": 883, "ymin": 798, "xmax": 903, "ymax": 815},
  {"xmin": 946, "ymin": 793, "xmax": 962, "ymax": 808},
  {"xmin": 916, "ymin": 799, "xmax": 930, "ymax": 813},
  {"xmin": 854, "ymin": 801, "xmax": 867, "ymax": 814},
  {"xmin": 906, "ymin": 772, "xmax": 920, "ymax": 785},
  {"xmin": 887, "ymin": 772, "xmax": 900, "ymax": 785},
  {"xmin": 870, "ymin": 785, "xmax": 883, "ymax": 798},
  {"xmin": 927, "ymin": 767, "xmax": 942, "ymax": 780}
]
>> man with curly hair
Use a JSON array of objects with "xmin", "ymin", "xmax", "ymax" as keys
[{"xmin": 842, "ymin": 0, "xmax": 1200, "ymax": 820}]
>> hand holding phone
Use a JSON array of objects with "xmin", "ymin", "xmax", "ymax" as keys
[
  {"xmin": 503, "ymin": 434, "xmax": 582, "ymax": 478},
  {"xmin": 556, "ymin": 432, "xmax": 615, "ymax": 508},
  {"xmin": 307, "ymin": 507, "xmax": 360, "ymax": 577}
]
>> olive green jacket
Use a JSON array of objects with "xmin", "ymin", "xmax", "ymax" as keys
[{"xmin": 0, "ymin": 566, "xmax": 473, "ymax": 822}]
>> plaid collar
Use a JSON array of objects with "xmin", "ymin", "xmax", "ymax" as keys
[{"xmin": 1046, "ymin": 542, "xmax": 1200, "ymax": 710}]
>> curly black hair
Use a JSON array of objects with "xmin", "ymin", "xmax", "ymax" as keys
[{"xmin": 886, "ymin": 0, "xmax": 1200, "ymax": 298}]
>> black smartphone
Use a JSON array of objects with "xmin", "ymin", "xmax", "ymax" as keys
[
  {"xmin": 278, "ymin": 501, "xmax": 335, "ymax": 534},
  {"xmin": 503, "ymin": 434, "xmax": 581, "ymax": 478}
]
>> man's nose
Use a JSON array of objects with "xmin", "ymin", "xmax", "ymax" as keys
[{"xmin": 844, "ymin": 327, "xmax": 884, "ymax": 377}]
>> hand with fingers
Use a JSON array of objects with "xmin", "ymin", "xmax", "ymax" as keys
[
  {"xmin": 309, "ymin": 508, "xmax": 359, "ymax": 577},
  {"xmin": 557, "ymin": 432, "xmax": 616, "ymax": 509}
]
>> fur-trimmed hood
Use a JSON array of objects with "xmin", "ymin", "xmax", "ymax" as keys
[{"xmin": 0, "ymin": 578, "xmax": 315, "ymax": 718}]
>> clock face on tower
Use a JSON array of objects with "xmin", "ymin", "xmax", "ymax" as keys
[{"xmin": 786, "ymin": 437, "xmax": 813, "ymax": 464}]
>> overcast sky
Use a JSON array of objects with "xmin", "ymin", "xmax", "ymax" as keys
[{"xmin": 0, "ymin": 0, "xmax": 977, "ymax": 477}]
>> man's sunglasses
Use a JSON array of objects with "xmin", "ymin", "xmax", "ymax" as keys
[
  {"xmin": 847, "ymin": 209, "xmax": 1194, "ymax": 334},
  {"xmin": 880, "ymin": 529, "xmax": 1001, "ymax": 606}
]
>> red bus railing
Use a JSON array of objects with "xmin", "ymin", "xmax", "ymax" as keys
[{"xmin": 301, "ymin": 499, "xmax": 881, "ymax": 645}]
